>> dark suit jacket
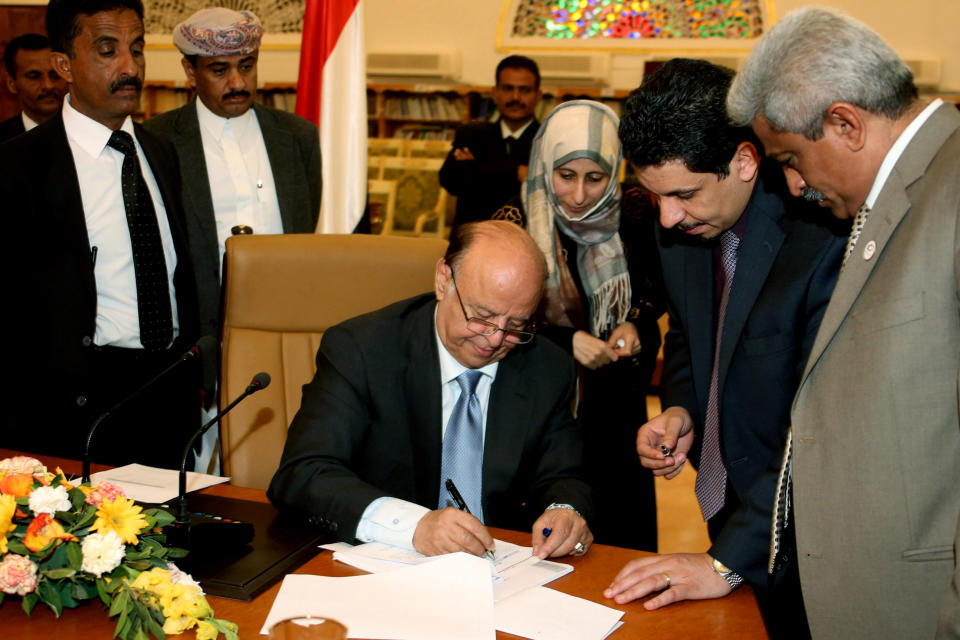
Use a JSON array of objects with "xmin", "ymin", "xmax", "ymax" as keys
[
  {"xmin": 143, "ymin": 101, "xmax": 322, "ymax": 337},
  {"xmin": 0, "ymin": 114, "xmax": 199, "ymax": 460},
  {"xmin": 439, "ymin": 119, "xmax": 538, "ymax": 231},
  {"xmin": 0, "ymin": 114, "xmax": 25, "ymax": 142},
  {"xmin": 267, "ymin": 294, "xmax": 592, "ymax": 541},
  {"xmin": 657, "ymin": 170, "xmax": 846, "ymax": 586}
]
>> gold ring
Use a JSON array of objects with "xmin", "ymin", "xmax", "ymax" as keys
[{"xmin": 662, "ymin": 573, "xmax": 671, "ymax": 587}]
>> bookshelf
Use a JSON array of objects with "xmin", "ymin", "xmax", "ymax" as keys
[{"xmin": 139, "ymin": 82, "xmax": 633, "ymax": 131}]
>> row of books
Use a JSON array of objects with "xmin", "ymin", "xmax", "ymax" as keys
[{"xmin": 382, "ymin": 94, "xmax": 466, "ymax": 121}]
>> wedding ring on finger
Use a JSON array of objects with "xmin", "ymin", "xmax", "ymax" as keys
[
  {"xmin": 573, "ymin": 542, "xmax": 586, "ymax": 555},
  {"xmin": 615, "ymin": 338, "xmax": 626, "ymax": 349},
  {"xmin": 662, "ymin": 573, "xmax": 671, "ymax": 588}
]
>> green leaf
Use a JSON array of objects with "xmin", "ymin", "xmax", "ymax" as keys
[
  {"xmin": 209, "ymin": 618, "xmax": 240, "ymax": 640},
  {"xmin": 145, "ymin": 508, "xmax": 175, "ymax": 528},
  {"xmin": 41, "ymin": 567, "xmax": 77, "ymax": 580},
  {"xmin": 127, "ymin": 559, "xmax": 153, "ymax": 571},
  {"xmin": 72, "ymin": 580, "xmax": 99, "ymax": 601},
  {"xmin": 22, "ymin": 592, "xmax": 38, "ymax": 615},
  {"xmin": 66, "ymin": 540, "xmax": 84, "ymax": 570},
  {"xmin": 39, "ymin": 579, "xmax": 64, "ymax": 617},
  {"xmin": 75, "ymin": 506, "xmax": 98, "ymax": 529},
  {"xmin": 165, "ymin": 547, "xmax": 188, "ymax": 559},
  {"xmin": 147, "ymin": 612, "xmax": 166, "ymax": 640},
  {"xmin": 0, "ymin": 592, "xmax": 4, "ymax": 606},
  {"xmin": 47, "ymin": 543, "xmax": 70, "ymax": 569},
  {"xmin": 58, "ymin": 580, "xmax": 80, "ymax": 609},
  {"xmin": 114, "ymin": 612, "xmax": 132, "ymax": 640},
  {"xmin": 97, "ymin": 577, "xmax": 112, "ymax": 605},
  {"xmin": 5, "ymin": 539, "xmax": 30, "ymax": 555},
  {"xmin": 132, "ymin": 626, "xmax": 149, "ymax": 640},
  {"xmin": 109, "ymin": 587, "xmax": 129, "ymax": 616}
]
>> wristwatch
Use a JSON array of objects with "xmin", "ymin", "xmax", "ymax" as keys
[{"xmin": 710, "ymin": 557, "xmax": 744, "ymax": 589}]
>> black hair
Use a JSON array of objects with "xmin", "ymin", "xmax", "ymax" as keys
[
  {"xmin": 4, "ymin": 33, "xmax": 50, "ymax": 77},
  {"xmin": 46, "ymin": 0, "xmax": 144, "ymax": 56},
  {"xmin": 183, "ymin": 54, "xmax": 198, "ymax": 67},
  {"xmin": 619, "ymin": 58, "xmax": 759, "ymax": 179},
  {"xmin": 496, "ymin": 55, "xmax": 540, "ymax": 90}
]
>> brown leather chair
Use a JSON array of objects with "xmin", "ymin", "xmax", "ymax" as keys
[{"xmin": 219, "ymin": 233, "xmax": 449, "ymax": 490}]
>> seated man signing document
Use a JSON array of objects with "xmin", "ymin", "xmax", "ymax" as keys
[{"xmin": 268, "ymin": 221, "xmax": 593, "ymax": 559}]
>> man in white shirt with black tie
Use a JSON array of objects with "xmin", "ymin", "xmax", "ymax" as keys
[{"xmin": 0, "ymin": 0, "xmax": 200, "ymax": 468}]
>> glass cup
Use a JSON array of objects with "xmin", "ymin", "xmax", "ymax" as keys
[{"xmin": 268, "ymin": 617, "xmax": 348, "ymax": 640}]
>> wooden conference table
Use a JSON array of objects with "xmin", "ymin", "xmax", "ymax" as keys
[{"xmin": 0, "ymin": 450, "xmax": 768, "ymax": 639}]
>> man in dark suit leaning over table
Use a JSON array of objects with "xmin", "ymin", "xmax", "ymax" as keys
[
  {"xmin": 603, "ymin": 59, "xmax": 846, "ymax": 639},
  {"xmin": 439, "ymin": 55, "xmax": 541, "ymax": 233},
  {"xmin": 269, "ymin": 221, "xmax": 593, "ymax": 559},
  {"xmin": 0, "ymin": 0, "xmax": 199, "ymax": 468},
  {"xmin": 143, "ymin": 7, "xmax": 321, "ymax": 340}
]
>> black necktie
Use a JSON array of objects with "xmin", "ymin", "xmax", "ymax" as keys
[{"xmin": 107, "ymin": 130, "xmax": 173, "ymax": 351}]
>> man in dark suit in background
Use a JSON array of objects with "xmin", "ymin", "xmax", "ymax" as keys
[
  {"xmin": 439, "ymin": 55, "xmax": 541, "ymax": 233},
  {"xmin": 0, "ymin": 33, "xmax": 67, "ymax": 141},
  {"xmin": 144, "ymin": 7, "xmax": 321, "ymax": 341},
  {"xmin": 603, "ymin": 59, "xmax": 846, "ymax": 639},
  {"xmin": 0, "ymin": 0, "xmax": 199, "ymax": 468},
  {"xmin": 269, "ymin": 221, "xmax": 593, "ymax": 560}
]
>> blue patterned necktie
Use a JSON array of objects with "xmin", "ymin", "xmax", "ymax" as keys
[
  {"xmin": 439, "ymin": 370, "xmax": 484, "ymax": 520},
  {"xmin": 696, "ymin": 230, "xmax": 740, "ymax": 522},
  {"xmin": 107, "ymin": 130, "xmax": 173, "ymax": 350}
]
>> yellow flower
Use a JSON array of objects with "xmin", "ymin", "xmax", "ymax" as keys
[
  {"xmin": 163, "ymin": 614, "xmax": 196, "ymax": 635},
  {"xmin": 131, "ymin": 567, "xmax": 173, "ymax": 593},
  {"xmin": 23, "ymin": 513, "xmax": 78, "ymax": 552},
  {"xmin": 0, "ymin": 494, "xmax": 16, "ymax": 554},
  {"xmin": 196, "ymin": 620, "xmax": 218, "ymax": 640},
  {"xmin": 90, "ymin": 496, "xmax": 148, "ymax": 545}
]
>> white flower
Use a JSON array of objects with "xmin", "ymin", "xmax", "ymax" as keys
[
  {"xmin": 167, "ymin": 562, "xmax": 204, "ymax": 594},
  {"xmin": 0, "ymin": 456, "xmax": 46, "ymax": 476},
  {"xmin": 27, "ymin": 484, "xmax": 71, "ymax": 515},
  {"xmin": 81, "ymin": 530, "xmax": 125, "ymax": 577}
]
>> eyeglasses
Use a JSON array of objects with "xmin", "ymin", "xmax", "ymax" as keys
[{"xmin": 449, "ymin": 270, "xmax": 535, "ymax": 345}]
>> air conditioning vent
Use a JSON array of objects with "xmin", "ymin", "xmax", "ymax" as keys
[
  {"xmin": 529, "ymin": 53, "xmax": 610, "ymax": 85},
  {"xmin": 367, "ymin": 52, "xmax": 461, "ymax": 80}
]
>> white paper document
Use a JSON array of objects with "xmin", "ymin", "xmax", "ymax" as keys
[
  {"xmin": 75, "ymin": 463, "xmax": 229, "ymax": 503},
  {"xmin": 260, "ymin": 552, "xmax": 495, "ymax": 639},
  {"xmin": 495, "ymin": 586, "xmax": 625, "ymax": 640},
  {"xmin": 325, "ymin": 539, "xmax": 573, "ymax": 601}
]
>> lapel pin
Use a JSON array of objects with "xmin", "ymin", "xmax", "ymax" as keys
[{"xmin": 863, "ymin": 240, "xmax": 877, "ymax": 260}]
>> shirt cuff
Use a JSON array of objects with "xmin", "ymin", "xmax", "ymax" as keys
[{"xmin": 354, "ymin": 497, "xmax": 431, "ymax": 551}]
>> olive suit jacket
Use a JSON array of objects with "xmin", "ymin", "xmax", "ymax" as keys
[{"xmin": 789, "ymin": 103, "xmax": 960, "ymax": 639}]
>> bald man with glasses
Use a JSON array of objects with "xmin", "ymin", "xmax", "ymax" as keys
[{"xmin": 269, "ymin": 221, "xmax": 593, "ymax": 559}]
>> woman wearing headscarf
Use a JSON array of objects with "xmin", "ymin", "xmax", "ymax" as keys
[{"xmin": 494, "ymin": 100, "xmax": 664, "ymax": 551}]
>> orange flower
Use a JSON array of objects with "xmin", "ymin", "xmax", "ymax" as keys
[
  {"xmin": 0, "ymin": 473, "xmax": 35, "ymax": 498},
  {"xmin": 23, "ymin": 513, "xmax": 78, "ymax": 552}
]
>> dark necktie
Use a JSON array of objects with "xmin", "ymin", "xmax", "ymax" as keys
[
  {"xmin": 107, "ymin": 130, "xmax": 173, "ymax": 351},
  {"xmin": 439, "ymin": 370, "xmax": 484, "ymax": 520},
  {"xmin": 696, "ymin": 230, "xmax": 740, "ymax": 521}
]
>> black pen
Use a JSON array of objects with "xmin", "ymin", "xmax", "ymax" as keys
[
  {"xmin": 444, "ymin": 477, "xmax": 495, "ymax": 561},
  {"xmin": 90, "ymin": 245, "xmax": 98, "ymax": 267}
]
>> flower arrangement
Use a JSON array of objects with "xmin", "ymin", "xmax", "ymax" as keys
[{"xmin": 0, "ymin": 456, "xmax": 237, "ymax": 639}]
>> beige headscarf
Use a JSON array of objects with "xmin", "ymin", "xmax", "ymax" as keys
[{"xmin": 523, "ymin": 100, "xmax": 630, "ymax": 336}]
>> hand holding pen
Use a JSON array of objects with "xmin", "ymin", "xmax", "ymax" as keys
[
  {"xmin": 410, "ymin": 480, "xmax": 496, "ymax": 559},
  {"xmin": 636, "ymin": 405, "xmax": 694, "ymax": 480}
]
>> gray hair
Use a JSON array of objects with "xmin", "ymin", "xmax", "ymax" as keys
[{"xmin": 728, "ymin": 7, "xmax": 917, "ymax": 139}]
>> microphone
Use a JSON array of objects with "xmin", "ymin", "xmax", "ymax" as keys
[
  {"xmin": 168, "ymin": 372, "xmax": 270, "ymax": 551},
  {"xmin": 81, "ymin": 335, "xmax": 218, "ymax": 483}
]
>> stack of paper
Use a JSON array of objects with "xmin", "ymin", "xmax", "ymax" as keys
[
  {"xmin": 262, "ymin": 542, "xmax": 625, "ymax": 639},
  {"xmin": 77, "ymin": 464, "xmax": 229, "ymax": 503}
]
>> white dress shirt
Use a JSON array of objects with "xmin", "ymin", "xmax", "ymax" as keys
[
  {"xmin": 354, "ymin": 308, "xmax": 500, "ymax": 549},
  {"xmin": 195, "ymin": 99, "xmax": 283, "ymax": 280},
  {"xmin": 864, "ymin": 99, "xmax": 943, "ymax": 209},
  {"xmin": 21, "ymin": 112, "xmax": 39, "ymax": 131},
  {"xmin": 62, "ymin": 95, "xmax": 179, "ymax": 349},
  {"xmin": 500, "ymin": 118, "xmax": 534, "ymax": 141}
]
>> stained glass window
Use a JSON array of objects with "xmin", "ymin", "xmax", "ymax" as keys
[{"xmin": 512, "ymin": 0, "xmax": 764, "ymax": 40}]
